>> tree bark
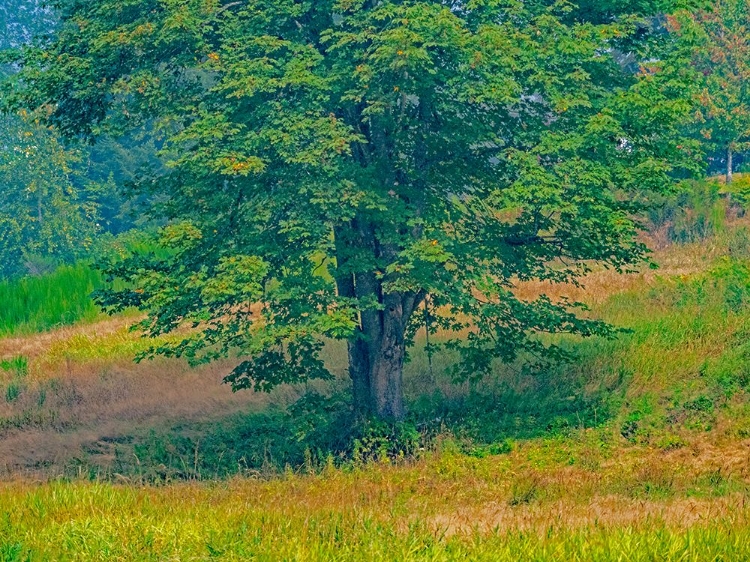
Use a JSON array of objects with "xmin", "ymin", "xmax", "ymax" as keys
[
  {"xmin": 347, "ymin": 336, "xmax": 372, "ymax": 417},
  {"xmin": 334, "ymin": 268, "xmax": 372, "ymax": 417},
  {"xmin": 367, "ymin": 293, "xmax": 406, "ymax": 420},
  {"xmin": 333, "ymin": 226, "xmax": 373, "ymax": 417},
  {"xmin": 338, "ymin": 285, "xmax": 409, "ymax": 420},
  {"xmin": 727, "ymin": 145, "xmax": 734, "ymax": 185},
  {"xmin": 37, "ymin": 188, "xmax": 43, "ymax": 225}
]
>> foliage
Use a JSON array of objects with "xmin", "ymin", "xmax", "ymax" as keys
[
  {"xmin": 0, "ymin": 0, "xmax": 105, "ymax": 278},
  {"xmin": 0, "ymin": 2, "xmax": 156, "ymax": 276},
  {"xmin": 0, "ymin": 113, "xmax": 100, "ymax": 278},
  {"xmin": 73, "ymin": 131, "xmax": 166, "ymax": 235},
  {"xmin": 723, "ymin": 173, "xmax": 750, "ymax": 210}
]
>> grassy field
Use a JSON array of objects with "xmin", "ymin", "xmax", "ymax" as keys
[
  {"xmin": 1, "ymin": 233, "xmax": 750, "ymax": 476},
  {"xmin": 1, "ymin": 216, "xmax": 750, "ymax": 559},
  {"xmin": 0, "ymin": 443, "xmax": 749, "ymax": 560}
]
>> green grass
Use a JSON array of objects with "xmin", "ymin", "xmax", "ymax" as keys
[
  {"xmin": 0, "ymin": 264, "xmax": 103, "ymax": 336},
  {"xmin": 0, "ymin": 474, "xmax": 747, "ymax": 561},
  {"xmin": 578, "ymin": 258, "xmax": 750, "ymax": 440},
  {"xmin": 0, "ymin": 356, "xmax": 28, "ymax": 377}
]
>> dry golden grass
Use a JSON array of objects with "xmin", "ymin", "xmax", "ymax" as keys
[
  {"xmin": 0, "ymin": 315, "xmax": 134, "ymax": 369},
  {"xmin": 0, "ymin": 316, "xmax": 315, "ymax": 475},
  {"xmin": 1, "ymin": 426, "xmax": 749, "ymax": 560},
  {"xmin": 427, "ymin": 495, "xmax": 749, "ymax": 536},
  {"xmin": 0, "ymin": 361, "xmax": 294, "ymax": 474},
  {"xmin": 513, "ymin": 233, "xmax": 737, "ymax": 305}
]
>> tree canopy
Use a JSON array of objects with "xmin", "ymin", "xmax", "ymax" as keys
[{"xmin": 4, "ymin": 0, "xmax": 699, "ymax": 419}]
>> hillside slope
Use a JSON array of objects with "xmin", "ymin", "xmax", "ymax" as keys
[{"xmin": 0, "ymin": 222, "xmax": 749, "ymax": 478}]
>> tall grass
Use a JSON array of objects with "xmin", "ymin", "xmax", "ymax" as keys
[
  {"xmin": 0, "ymin": 478, "xmax": 747, "ymax": 561},
  {"xmin": 0, "ymin": 264, "xmax": 103, "ymax": 336}
]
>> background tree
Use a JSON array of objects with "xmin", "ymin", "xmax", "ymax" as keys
[
  {"xmin": 0, "ymin": 1, "xmax": 100, "ymax": 277},
  {"xmin": 0, "ymin": 113, "xmax": 98, "ymax": 277},
  {"xmin": 670, "ymin": 0, "xmax": 750, "ymax": 183},
  {"xmin": 0, "ymin": 0, "xmax": 159, "ymax": 276},
  {"xmin": 5, "ymin": 0, "xmax": 697, "ymax": 420},
  {"xmin": 75, "ymin": 131, "xmax": 165, "ymax": 235}
]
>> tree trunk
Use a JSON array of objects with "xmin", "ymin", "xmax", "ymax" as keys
[
  {"xmin": 367, "ymin": 293, "xmax": 406, "ymax": 420},
  {"xmin": 333, "ymin": 224, "xmax": 418, "ymax": 421},
  {"xmin": 727, "ymin": 145, "xmax": 734, "ymax": 185},
  {"xmin": 347, "ymin": 337, "xmax": 372, "ymax": 417},
  {"xmin": 334, "ymin": 271, "xmax": 374, "ymax": 418},
  {"xmin": 346, "ymin": 300, "xmax": 407, "ymax": 420},
  {"xmin": 339, "ymin": 279, "xmax": 411, "ymax": 421}
]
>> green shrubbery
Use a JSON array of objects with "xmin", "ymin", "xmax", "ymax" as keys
[
  {"xmin": 108, "ymin": 393, "xmax": 429, "ymax": 481},
  {"xmin": 648, "ymin": 180, "xmax": 729, "ymax": 244},
  {"xmin": 103, "ymin": 382, "xmax": 609, "ymax": 482},
  {"xmin": 0, "ymin": 230, "xmax": 158, "ymax": 336}
]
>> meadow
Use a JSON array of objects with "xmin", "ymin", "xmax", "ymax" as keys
[
  {"xmin": 0, "ymin": 189, "xmax": 749, "ymax": 560},
  {"xmin": 5, "ymin": 0, "xmax": 750, "ymax": 556},
  {"xmin": 0, "ymin": 460, "xmax": 749, "ymax": 561}
]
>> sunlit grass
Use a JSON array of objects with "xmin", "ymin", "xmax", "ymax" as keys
[
  {"xmin": 0, "ymin": 464, "xmax": 748, "ymax": 561},
  {"xmin": 31, "ymin": 324, "xmax": 175, "ymax": 379}
]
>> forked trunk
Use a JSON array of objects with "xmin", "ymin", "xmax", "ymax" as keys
[{"xmin": 334, "ymin": 225, "xmax": 418, "ymax": 421}]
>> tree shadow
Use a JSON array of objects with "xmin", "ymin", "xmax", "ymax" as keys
[{"xmin": 404, "ymin": 337, "xmax": 628, "ymax": 443}]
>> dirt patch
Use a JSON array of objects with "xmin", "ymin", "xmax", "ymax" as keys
[{"xmin": 428, "ymin": 494, "xmax": 750, "ymax": 536}]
